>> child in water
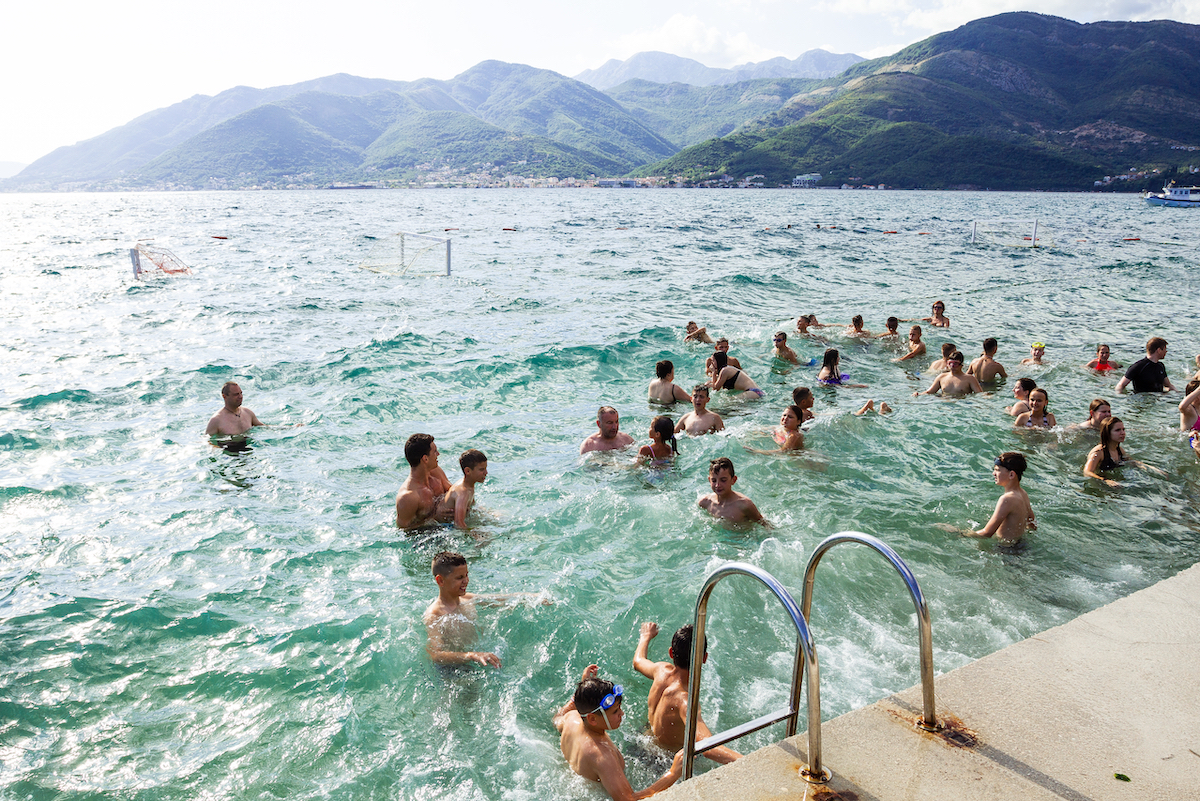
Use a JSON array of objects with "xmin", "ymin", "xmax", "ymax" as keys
[
  {"xmin": 640, "ymin": 416, "xmax": 679, "ymax": 463},
  {"xmin": 699, "ymin": 457, "xmax": 768, "ymax": 526},
  {"xmin": 435, "ymin": 449, "xmax": 489, "ymax": 530},
  {"xmin": 1084, "ymin": 344, "xmax": 1121, "ymax": 372},
  {"xmin": 939, "ymin": 452, "xmax": 1035, "ymax": 544}
]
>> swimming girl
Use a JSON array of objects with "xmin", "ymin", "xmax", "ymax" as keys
[
  {"xmin": 710, "ymin": 351, "xmax": 765, "ymax": 399},
  {"xmin": 1084, "ymin": 344, "xmax": 1121, "ymax": 372},
  {"xmin": 817, "ymin": 348, "xmax": 867, "ymax": 388},
  {"xmin": 774, "ymin": 405, "xmax": 805, "ymax": 450},
  {"xmin": 640, "ymin": 416, "xmax": 679, "ymax": 463},
  {"xmin": 1178, "ymin": 379, "xmax": 1200, "ymax": 432},
  {"xmin": 1074, "ymin": 398, "xmax": 1112, "ymax": 431},
  {"xmin": 1007, "ymin": 377, "xmax": 1037, "ymax": 416},
  {"xmin": 1083, "ymin": 417, "xmax": 1161, "ymax": 487},
  {"xmin": 1014, "ymin": 388, "xmax": 1056, "ymax": 429}
]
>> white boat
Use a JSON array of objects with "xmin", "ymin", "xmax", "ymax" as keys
[{"xmin": 1144, "ymin": 182, "xmax": 1200, "ymax": 207}]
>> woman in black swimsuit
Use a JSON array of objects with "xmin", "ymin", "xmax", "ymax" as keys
[{"xmin": 1083, "ymin": 417, "xmax": 1162, "ymax": 487}]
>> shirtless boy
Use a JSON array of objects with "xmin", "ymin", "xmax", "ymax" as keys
[
  {"xmin": 1020, "ymin": 342, "xmax": 1046, "ymax": 366},
  {"xmin": 435, "ymin": 449, "xmax": 488, "ymax": 530},
  {"xmin": 967, "ymin": 338, "xmax": 1008, "ymax": 383},
  {"xmin": 554, "ymin": 665, "xmax": 683, "ymax": 801},
  {"xmin": 705, "ymin": 338, "xmax": 742, "ymax": 375},
  {"xmin": 684, "ymin": 321, "xmax": 714, "ymax": 344},
  {"xmin": 423, "ymin": 552, "xmax": 511, "ymax": 668},
  {"xmin": 771, "ymin": 332, "xmax": 801, "ymax": 364},
  {"xmin": 206, "ymin": 381, "xmax": 265, "ymax": 436},
  {"xmin": 942, "ymin": 452, "xmax": 1035, "ymax": 544},
  {"xmin": 675, "ymin": 385, "xmax": 724, "ymax": 435},
  {"xmin": 648, "ymin": 360, "xmax": 691, "ymax": 404},
  {"xmin": 396, "ymin": 433, "xmax": 453, "ymax": 529},
  {"xmin": 698, "ymin": 457, "xmax": 767, "ymax": 526},
  {"xmin": 895, "ymin": 326, "xmax": 927, "ymax": 362},
  {"xmin": 581, "ymin": 407, "xmax": 637, "ymax": 454},
  {"xmin": 632, "ymin": 622, "xmax": 741, "ymax": 764},
  {"xmin": 792, "ymin": 386, "xmax": 816, "ymax": 422},
  {"xmin": 927, "ymin": 342, "xmax": 956, "ymax": 373},
  {"xmin": 875, "ymin": 317, "xmax": 900, "ymax": 340},
  {"xmin": 915, "ymin": 351, "xmax": 984, "ymax": 396}
]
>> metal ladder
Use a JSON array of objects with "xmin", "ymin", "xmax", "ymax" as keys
[{"xmin": 682, "ymin": 531, "xmax": 938, "ymax": 783}]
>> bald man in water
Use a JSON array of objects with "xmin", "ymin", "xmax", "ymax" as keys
[{"xmin": 206, "ymin": 381, "xmax": 264, "ymax": 436}]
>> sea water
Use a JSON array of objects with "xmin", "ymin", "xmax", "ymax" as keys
[{"xmin": 1, "ymin": 189, "xmax": 1198, "ymax": 800}]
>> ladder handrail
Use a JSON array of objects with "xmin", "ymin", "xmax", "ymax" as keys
[
  {"xmin": 683, "ymin": 561, "xmax": 828, "ymax": 782},
  {"xmin": 801, "ymin": 531, "xmax": 938, "ymax": 730}
]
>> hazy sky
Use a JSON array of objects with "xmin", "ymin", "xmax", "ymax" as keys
[{"xmin": 2, "ymin": 0, "xmax": 1196, "ymax": 164}]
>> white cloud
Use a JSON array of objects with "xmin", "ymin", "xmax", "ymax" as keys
[{"xmin": 610, "ymin": 13, "xmax": 784, "ymax": 67}]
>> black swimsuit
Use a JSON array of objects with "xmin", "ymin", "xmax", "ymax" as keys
[
  {"xmin": 721, "ymin": 369, "xmax": 741, "ymax": 390},
  {"xmin": 1098, "ymin": 446, "xmax": 1126, "ymax": 471}
]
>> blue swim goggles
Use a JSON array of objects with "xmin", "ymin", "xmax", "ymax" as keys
[{"xmin": 587, "ymin": 685, "xmax": 623, "ymax": 728}]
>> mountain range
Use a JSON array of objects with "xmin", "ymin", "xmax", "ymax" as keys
[
  {"xmin": 5, "ymin": 13, "xmax": 1199, "ymax": 192},
  {"xmin": 573, "ymin": 50, "xmax": 864, "ymax": 90}
]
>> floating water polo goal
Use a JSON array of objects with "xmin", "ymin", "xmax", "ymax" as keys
[
  {"xmin": 971, "ymin": 219, "xmax": 1054, "ymax": 248},
  {"xmin": 358, "ymin": 231, "xmax": 452, "ymax": 276},
  {"xmin": 129, "ymin": 243, "xmax": 193, "ymax": 278}
]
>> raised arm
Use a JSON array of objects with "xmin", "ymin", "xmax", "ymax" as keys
[{"xmin": 633, "ymin": 622, "xmax": 660, "ymax": 678}]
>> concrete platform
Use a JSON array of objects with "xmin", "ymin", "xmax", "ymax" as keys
[{"xmin": 659, "ymin": 562, "xmax": 1200, "ymax": 800}]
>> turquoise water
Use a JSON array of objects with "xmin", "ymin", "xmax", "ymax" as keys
[{"xmin": 2, "ymin": 189, "xmax": 1198, "ymax": 799}]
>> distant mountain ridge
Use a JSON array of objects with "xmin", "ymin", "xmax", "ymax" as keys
[{"xmin": 574, "ymin": 50, "xmax": 864, "ymax": 90}]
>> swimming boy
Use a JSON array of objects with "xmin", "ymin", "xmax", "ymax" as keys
[
  {"xmin": 1116, "ymin": 337, "xmax": 1175, "ymax": 393},
  {"xmin": 397, "ymin": 433, "xmax": 454, "ymax": 529},
  {"xmin": 435, "ymin": 449, "xmax": 488, "ymax": 530},
  {"xmin": 942, "ymin": 452, "xmax": 1036, "ymax": 543},
  {"xmin": 705, "ymin": 338, "xmax": 742, "ymax": 375},
  {"xmin": 424, "ymin": 551, "xmax": 545, "ymax": 668},
  {"xmin": 968, "ymin": 337, "xmax": 1008, "ymax": 383},
  {"xmin": 206, "ymin": 381, "xmax": 265, "ymax": 436},
  {"xmin": 875, "ymin": 317, "xmax": 900, "ymax": 339},
  {"xmin": 698, "ymin": 457, "xmax": 767, "ymax": 525},
  {"xmin": 675, "ymin": 385, "xmax": 724, "ymax": 435},
  {"xmin": 648, "ymin": 360, "xmax": 691, "ymax": 404},
  {"xmin": 684, "ymin": 321, "xmax": 714, "ymax": 344},
  {"xmin": 553, "ymin": 664, "xmax": 683, "ymax": 801},
  {"xmin": 771, "ymin": 332, "xmax": 801, "ymax": 364},
  {"xmin": 927, "ymin": 342, "xmax": 956, "ymax": 373},
  {"xmin": 632, "ymin": 622, "xmax": 742, "ymax": 764},
  {"xmin": 895, "ymin": 325, "xmax": 927, "ymax": 362},
  {"xmin": 792, "ymin": 386, "xmax": 815, "ymax": 421},
  {"xmin": 1020, "ymin": 342, "xmax": 1046, "ymax": 365},
  {"xmin": 915, "ymin": 351, "xmax": 984, "ymax": 396}
]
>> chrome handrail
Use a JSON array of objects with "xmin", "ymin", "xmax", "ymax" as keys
[
  {"xmin": 801, "ymin": 531, "xmax": 938, "ymax": 731},
  {"xmin": 684, "ymin": 561, "xmax": 829, "ymax": 783}
]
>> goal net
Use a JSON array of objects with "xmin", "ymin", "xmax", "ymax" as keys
[
  {"xmin": 129, "ymin": 244, "xmax": 192, "ymax": 278},
  {"xmin": 970, "ymin": 219, "xmax": 1055, "ymax": 249},
  {"xmin": 359, "ymin": 232, "xmax": 452, "ymax": 276}
]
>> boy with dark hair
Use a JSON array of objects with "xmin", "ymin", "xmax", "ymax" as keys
[
  {"xmin": 875, "ymin": 316, "xmax": 900, "ymax": 339},
  {"xmin": 633, "ymin": 622, "xmax": 742, "ymax": 764},
  {"xmin": 699, "ymin": 457, "xmax": 766, "ymax": 525},
  {"xmin": 424, "ymin": 551, "xmax": 546, "ymax": 668},
  {"xmin": 675, "ymin": 385, "xmax": 724, "ymax": 435},
  {"xmin": 1117, "ymin": 336, "xmax": 1175, "ymax": 393},
  {"xmin": 435, "ymin": 449, "xmax": 488, "ymax": 530},
  {"xmin": 771, "ymin": 331, "xmax": 801, "ymax": 364},
  {"xmin": 553, "ymin": 664, "xmax": 683, "ymax": 800},
  {"xmin": 968, "ymin": 337, "xmax": 1008, "ymax": 383},
  {"xmin": 791, "ymin": 386, "xmax": 815, "ymax": 421},
  {"xmin": 939, "ymin": 452, "xmax": 1036, "ymax": 543},
  {"xmin": 396, "ymin": 433, "xmax": 452, "ymax": 529},
  {"xmin": 648, "ymin": 360, "xmax": 691, "ymax": 404}
]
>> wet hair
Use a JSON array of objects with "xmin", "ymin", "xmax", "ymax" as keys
[
  {"xmin": 1186, "ymin": 379, "xmax": 1200, "ymax": 396},
  {"xmin": 784, "ymin": 404, "xmax": 805, "ymax": 423},
  {"xmin": 1146, "ymin": 337, "xmax": 1167, "ymax": 354},
  {"xmin": 686, "ymin": 321, "xmax": 698, "ymax": 330},
  {"xmin": 940, "ymin": 342, "xmax": 956, "ymax": 358},
  {"xmin": 221, "ymin": 381, "xmax": 239, "ymax": 396},
  {"xmin": 1099, "ymin": 416, "xmax": 1124, "ymax": 450},
  {"xmin": 671, "ymin": 624, "xmax": 708, "ymax": 669},
  {"xmin": 851, "ymin": 315, "xmax": 863, "ymax": 328},
  {"xmin": 803, "ymin": 314, "xmax": 817, "ymax": 323},
  {"xmin": 886, "ymin": 316, "xmax": 899, "ymax": 331},
  {"xmin": 821, "ymin": 348, "xmax": 839, "ymax": 372},
  {"xmin": 692, "ymin": 384, "xmax": 710, "ymax": 398},
  {"xmin": 947, "ymin": 351, "xmax": 965, "ymax": 365},
  {"xmin": 932, "ymin": 300, "xmax": 946, "ymax": 311},
  {"xmin": 651, "ymin": 415, "xmax": 679, "ymax": 454},
  {"xmin": 1096, "ymin": 343, "xmax": 1110, "ymax": 354},
  {"xmin": 655, "ymin": 360, "xmax": 674, "ymax": 379},
  {"xmin": 708, "ymin": 456, "xmax": 736, "ymax": 477},
  {"xmin": 792, "ymin": 386, "xmax": 812, "ymax": 405},
  {"xmin": 432, "ymin": 551, "xmax": 466, "ymax": 577},
  {"xmin": 774, "ymin": 331, "xmax": 787, "ymax": 343},
  {"xmin": 716, "ymin": 338, "xmax": 730, "ymax": 348},
  {"xmin": 459, "ymin": 449, "xmax": 487, "ymax": 471},
  {"xmin": 574, "ymin": 675, "xmax": 617, "ymax": 713},
  {"xmin": 1088, "ymin": 398, "xmax": 1111, "ymax": 416},
  {"xmin": 982, "ymin": 337, "xmax": 998, "ymax": 354},
  {"xmin": 713, "ymin": 351, "xmax": 729, "ymax": 371},
  {"xmin": 405, "ymin": 433, "xmax": 435, "ymax": 467},
  {"xmin": 1028, "ymin": 387, "xmax": 1048, "ymax": 407},
  {"xmin": 1015, "ymin": 377, "xmax": 1037, "ymax": 394},
  {"xmin": 994, "ymin": 452, "xmax": 1027, "ymax": 479},
  {"xmin": 909, "ymin": 325, "xmax": 922, "ymax": 338},
  {"xmin": 597, "ymin": 406, "xmax": 617, "ymax": 420}
]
